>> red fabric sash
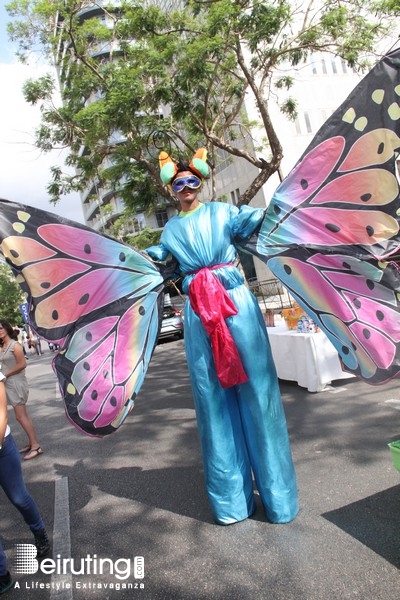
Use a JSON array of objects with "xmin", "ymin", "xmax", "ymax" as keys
[{"xmin": 188, "ymin": 266, "xmax": 248, "ymax": 388}]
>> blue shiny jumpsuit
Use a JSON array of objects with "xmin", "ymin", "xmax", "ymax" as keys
[{"xmin": 147, "ymin": 201, "xmax": 298, "ymax": 525}]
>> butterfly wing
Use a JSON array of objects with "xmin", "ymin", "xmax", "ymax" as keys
[
  {"xmin": 53, "ymin": 290, "xmax": 164, "ymax": 436},
  {"xmin": 240, "ymin": 48, "xmax": 400, "ymax": 384},
  {"xmin": 0, "ymin": 199, "xmax": 165, "ymax": 435}
]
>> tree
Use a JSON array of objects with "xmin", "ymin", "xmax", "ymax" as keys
[
  {"xmin": 5, "ymin": 0, "xmax": 397, "ymax": 210},
  {"xmin": 0, "ymin": 261, "xmax": 26, "ymax": 325},
  {"xmin": 125, "ymin": 227, "xmax": 162, "ymax": 250}
]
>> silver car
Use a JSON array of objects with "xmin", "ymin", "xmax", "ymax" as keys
[{"xmin": 158, "ymin": 305, "xmax": 184, "ymax": 341}]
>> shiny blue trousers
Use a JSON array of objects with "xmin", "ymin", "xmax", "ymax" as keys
[
  {"xmin": 0, "ymin": 433, "xmax": 45, "ymax": 575},
  {"xmin": 185, "ymin": 281, "xmax": 299, "ymax": 525}
]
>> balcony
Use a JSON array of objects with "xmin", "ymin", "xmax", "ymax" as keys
[{"xmin": 77, "ymin": 1, "xmax": 122, "ymax": 22}]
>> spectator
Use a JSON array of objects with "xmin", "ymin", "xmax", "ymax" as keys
[
  {"xmin": 0, "ymin": 373, "xmax": 50, "ymax": 594},
  {"xmin": 28, "ymin": 331, "xmax": 43, "ymax": 356},
  {"xmin": 0, "ymin": 320, "xmax": 43, "ymax": 460}
]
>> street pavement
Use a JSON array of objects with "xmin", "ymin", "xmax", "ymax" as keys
[{"xmin": 1, "ymin": 339, "xmax": 400, "ymax": 600}]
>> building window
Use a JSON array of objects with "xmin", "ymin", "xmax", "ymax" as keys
[
  {"xmin": 126, "ymin": 217, "xmax": 144, "ymax": 234},
  {"xmin": 304, "ymin": 111, "xmax": 312, "ymax": 133},
  {"xmin": 215, "ymin": 148, "xmax": 231, "ymax": 173},
  {"xmin": 155, "ymin": 209, "xmax": 168, "ymax": 228},
  {"xmin": 294, "ymin": 118, "xmax": 302, "ymax": 135}
]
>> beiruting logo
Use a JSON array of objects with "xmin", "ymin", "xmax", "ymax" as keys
[{"xmin": 13, "ymin": 544, "xmax": 144, "ymax": 591}]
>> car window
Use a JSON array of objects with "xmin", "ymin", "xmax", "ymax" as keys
[{"xmin": 163, "ymin": 306, "xmax": 177, "ymax": 318}]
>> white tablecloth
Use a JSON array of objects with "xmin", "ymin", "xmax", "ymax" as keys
[{"xmin": 266, "ymin": 327, "xmax": 355, "ymax": 392}]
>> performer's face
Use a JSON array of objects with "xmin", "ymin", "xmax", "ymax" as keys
[{"xmin": 173, "ymin": 170, "xmax": 201, "ymax": 212}]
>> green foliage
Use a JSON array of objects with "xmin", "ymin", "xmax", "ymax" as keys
[
  {"xmin": 23, "ymin": 74, "xmax": 55, "ymax": 103},
  {"xmin": 125, "ymin": 227, "xmax": 162, "ymax": 250},
  {"xmin": 4, "ymin": 0, "xmax": 396, "ymax": 212},
  {"xmin": 280, "ymin": 97, "xmax": 298, "ymax": 120},
  {"xmin": 380, "ymin": 0, "xmax": 400, "ymax": 10},
  {"xmin": 0, "ymin": 261, "xmax": 26, "ymax": 325},
  {"xmin": 275, "ymin": 76, "xmax": 294, "ymax": 91}
]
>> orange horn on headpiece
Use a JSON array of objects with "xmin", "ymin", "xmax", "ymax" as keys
[
  {"xmin": 159, "ymin": 148, "xmax": 209, "ymax": 185},
  {"xmin": 159, "ymin": 151, "xmax": 178, "ymax": 185}
]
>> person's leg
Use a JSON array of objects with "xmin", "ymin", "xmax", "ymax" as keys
[
  {"xmin": 0, "ymin": 545, "xmax": 12, "ymax": 595},
  {"xmin": 0, "ymin": 434, "xmax": 45, "ymax": 533},
  {"xmin": 238, "ymin": 378, "xmax": 299, "ymax": 523},
  {"xmin": 0, "ymin": 434, "xmax": 50, "ymax": 556},
  {"xmin": 0, "ymin": 541, "xmax": 7, "ymax": 577},
  {"xmin": 12, "ymin": 405, "xmax": 41, "ymax": 457},
  {"xmin": 230, "ymin": 288, "xmax": 299, "ymax": 523},
  {"xmin": 0, "ymin": 540, "xmax": 12, "ymax": 595},
  {"xmin": 185, "ymin": 308, "xmax": 255, "ymax": 525}
]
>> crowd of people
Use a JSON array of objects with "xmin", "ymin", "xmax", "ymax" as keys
[{"xmin": 14, "ymin": 328, "xmax": 43, "ymax": 357}]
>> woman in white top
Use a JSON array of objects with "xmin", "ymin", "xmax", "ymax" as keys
[{"xmin": 0, "ymin": 320, "xmax": 42, "ymax": 460}]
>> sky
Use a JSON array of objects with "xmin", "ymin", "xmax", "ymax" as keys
[{"xmin": 0, "ymin": 5, "xmax": 85, "ymax": 223}]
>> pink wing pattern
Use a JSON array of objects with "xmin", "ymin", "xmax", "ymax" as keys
[
  {"xmin": 240, "ymin": 48, "xmax": 400, "ymax": 384},
  {"xmin": 0, "ymin": 200, "xmax": 164, "ymax": 436}
]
